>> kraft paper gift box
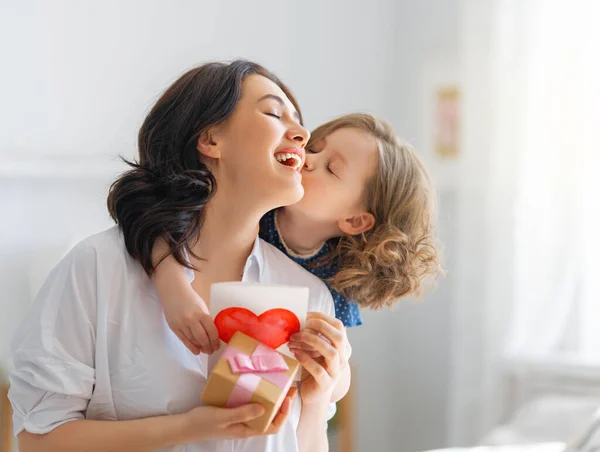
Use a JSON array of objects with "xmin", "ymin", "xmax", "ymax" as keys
[{"xmin": 201, "ymin": 331, "xmax": 300, "ymax": 432}]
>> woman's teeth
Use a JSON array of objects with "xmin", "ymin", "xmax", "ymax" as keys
[{"xmin": 275, "ymin": 153, "xmax": 302, "ymax": 170}]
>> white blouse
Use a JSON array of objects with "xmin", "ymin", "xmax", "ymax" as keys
[{"xmin": 9, "ymin": 226, "xmax": 335, "ymax": 452}]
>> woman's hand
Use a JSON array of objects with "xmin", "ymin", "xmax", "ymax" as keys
[
  {"xmin": 289, "ymin": 312, "xmax": 352, "ymax": 363},
  {"xmin": 183, "ymin": 387, "xmax": 297, "ymax": 441},
  {"xmin": 289, "ymin": 312, "xmax": 351, "ymax": 405}
]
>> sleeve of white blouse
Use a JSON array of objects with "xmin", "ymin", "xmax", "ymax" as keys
[
  {"xmin": 8, "ymin": 241, "xmax": 97, "ymax": 436},
  {"xmin": 321, "ymin": 287, "xmax": 336, "ymax": 321}
]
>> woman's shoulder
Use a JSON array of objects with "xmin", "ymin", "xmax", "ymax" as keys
[
  {"xmin": 259, "ymin": 238, "xmax": 325, "ymax": 286},
  {"xmin": 11, "ymin": 227, "xmax": 133, "ymax": 350},
  {"xmin": 67, "ymin": 225, "xmax": 120, "ymax": 258},
  {"xmin": 76, "ymin": 225, "xmax": 123, "ymax": 251},
  {"xmin": 258, "ymin": 239, "xmax": 334, "ymax": 315},
  {"xmin": 64, "ymin": 226, "xmax": 142, "ymax": 280}
]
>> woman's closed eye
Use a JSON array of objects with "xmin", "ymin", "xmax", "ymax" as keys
[{"xmin": 265, "ymin": 111, "xmax": 282, "ymax": 119}]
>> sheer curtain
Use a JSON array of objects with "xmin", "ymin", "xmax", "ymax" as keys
[
  {"xmin": 504, "ymin": 0, "xmax": 600, "ymax": 365},
  {"xmin": 450, "ymin": 0, "xmax": 600, "ymax": 445}
]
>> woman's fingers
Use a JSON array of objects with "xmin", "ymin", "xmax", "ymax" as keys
[
  {"xmin": 289, "ymin": 340, "xmax": 322, "ymax": 359},
  {"xmin": 295, "ymin": 349, "xmax": 338, "ymax": 383},
  {"xmin": 223, "ymin": 388, "xmax": 296, "ymax": 438},
  {"xmin": 299, "ymin": 312, "xmax": 352, "ymax": 361},
  {"xmin": 268, "ymin": 387, "xmax": 297, "ymax": 432},
  {"xmin": 306, "ymin": 311, "xmax": 345, "ymax": 331},
  {"xmin": 294, "ymin": 312, "xmax": 346, "ymax": 351},
  {"xmin": 287, "ymin": 386, "xmax": 298, "ymax": 401},
  {"xmin": 288, "ymin": 340, "xmax": 317, "ymax": 352},
  {"xmin": 306, "ymin": 349, "xmax": 322, "ymax": 359},
  {"xmin": 305, "ymin": 318, "xmax": 345, "ymax": 349},
  {"xmin": 217, "ymin": 403, "xmax": 265, "ymax": 426},
  {"xmin": 297, "ymin": 332, "xmax": 337, "ymax": 360},
  {"xmin": 292, "ymin": 331, "xmax": 339, "ymax": 373}
]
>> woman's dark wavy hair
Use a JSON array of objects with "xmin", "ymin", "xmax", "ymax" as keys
[{"xmin": 107, "ymin": 60, "xmax": 302, "ymax": 275}]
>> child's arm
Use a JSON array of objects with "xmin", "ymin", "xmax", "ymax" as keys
[{"xmin": 152, "ymin": 238, "xmax": 220, "ymax": 355}]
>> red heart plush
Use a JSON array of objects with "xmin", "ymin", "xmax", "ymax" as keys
[{"xmin": 214, "ymin": 307, "xmax": 301, "ymax": 349}]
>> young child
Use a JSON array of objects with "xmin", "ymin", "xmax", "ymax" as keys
[{"xmin": 152, "ymin": 113, "xmax": 440, "ymax": 387}]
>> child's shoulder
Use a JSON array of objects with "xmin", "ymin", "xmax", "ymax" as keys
[
  {"xmin": 259, "ymin": 209, "xmax": 277, "ymax": 244},
  {"xmin": 330, "ymin": 288, "xmax": 363, "ymax": 328}
]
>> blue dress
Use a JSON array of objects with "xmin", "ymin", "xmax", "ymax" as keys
[{"xmin": 259, "ymin": 210, "xmax": 363, "ymax": 327}]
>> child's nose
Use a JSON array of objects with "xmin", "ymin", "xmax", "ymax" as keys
[{"xmin": 303, "ymin": 155, "xmax": 315, "ymax": 171}]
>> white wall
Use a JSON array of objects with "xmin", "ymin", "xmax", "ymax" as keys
[
  {"xmin": 0, "ymin": 0, "xmax": 398, "ymax": 157},
  {"xmin": 0, "ymin": 1, "xmax": 460, "ymax": 450},
  {"xmin": 349, "ymin": 1, "xmax": 461, "ymax": 451}
]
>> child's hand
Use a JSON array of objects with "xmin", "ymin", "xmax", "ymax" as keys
[{"xmin": 164, "ymin": 292, "xmax": 221, "ymax": 355}]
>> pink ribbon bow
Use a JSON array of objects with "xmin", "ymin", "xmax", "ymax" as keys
[
  {"xmin": 222, "ymin": 343, "xmax": 291, "ymax": 408},
  {"xmin": 228, "ymin": 353, "xmax": 289, "ymax": 374}
]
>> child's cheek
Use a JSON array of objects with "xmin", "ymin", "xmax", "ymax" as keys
[{"xmin": 311, "ymin": 176, "xmax": 328, "ymax": 193}]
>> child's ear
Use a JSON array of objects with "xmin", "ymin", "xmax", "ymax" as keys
[
  {"xmin": 337, "ymin": 212, "xmax": 376, "ymax": 236},
  {"xmin": 196, "ymin": 129, "xmax": 221, "ymax": 159}
]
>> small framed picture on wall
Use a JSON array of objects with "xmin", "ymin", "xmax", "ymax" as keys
[
  {"xmin": 434, "ymin": 87, "xmax": 460, "ymax": 160},
  {"xmin": 419, "ymin": 60, "xmax": 460, "ymax": 190}
]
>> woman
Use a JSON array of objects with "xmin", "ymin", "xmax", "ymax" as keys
[{"xmin": 9, "ymin": 60, "xmax": 349, "ymax": 452}]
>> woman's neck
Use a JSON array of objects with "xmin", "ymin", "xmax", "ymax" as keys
[
  {"xmin": 190, "ymin": 188, "xmax": 262, "ymax": 289},
  {"xmin": 276, "ymin": 207, "xmax": 334, "ymax": 257}
]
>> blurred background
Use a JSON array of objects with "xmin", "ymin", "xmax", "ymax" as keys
[{"xmin": 1, "ymin": 1, "xmax": 599, "ymax": 451}]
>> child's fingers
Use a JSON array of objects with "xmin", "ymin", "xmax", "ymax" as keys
[
  {"xmin": 175, "ymin": 329, "xmax": 201, "ymax": 355},
  {"xmin": 200, "ymin": 315, "xmax": 221, "ymax": 352},
  {"xmin": 188, "ymin": 325, "xmax": 212, "ymax": 354}
]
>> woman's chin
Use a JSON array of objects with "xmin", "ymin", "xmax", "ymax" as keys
[
  {"xmin": 282, "ymin": 184, "xmax": 304, "ymax": 207},
  {"xmin": 269, "ymin": 183, "xmax": 304, "ymax": 209},
  {"xmin": 256, "ymin": 169, "xmax": 305, "ymax": 208}
]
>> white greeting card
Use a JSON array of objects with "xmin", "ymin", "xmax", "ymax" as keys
[{"xmin": 210, "ymin": 282, "xmax": 308, "ymax": 358}]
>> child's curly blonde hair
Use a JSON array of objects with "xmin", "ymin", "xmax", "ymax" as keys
[{"xmin": 309, "ymin": 113, "xmax": 441, "ymax": 309}]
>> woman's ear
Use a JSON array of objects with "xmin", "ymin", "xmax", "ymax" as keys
[
  {"xmin": 196, "ymin": 130, "xmax": 221, "ymax": 159},
  {"xmin": 337, "ymin": 212, "xmax": 376, "ymax": 236}
]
